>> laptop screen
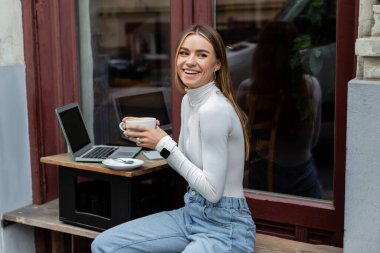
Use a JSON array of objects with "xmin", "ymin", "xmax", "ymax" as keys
[
  {"xmin": 58, "ymin": 106, "xmax": 91, "ymax": 153},
  {"xmin": 114, "ymin": 90, "xmax": 171, "ymax": 132}
]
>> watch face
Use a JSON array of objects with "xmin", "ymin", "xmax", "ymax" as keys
[{"xmin": 160, "ymin": 148, "xmax": 170, "ymax": 159}]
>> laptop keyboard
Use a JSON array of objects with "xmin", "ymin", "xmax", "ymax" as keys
[{"xmin": 83, "ymin": 146, "xmax": 119, "ymax": 159}]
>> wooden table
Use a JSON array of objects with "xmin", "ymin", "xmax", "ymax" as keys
[
  {"xmin": 40, "ymin": 152, "xmax": 168, "ymax": 177},
  {"xmin": 40, "ymin": 153, "xmax": 171, "ymax": 231}
]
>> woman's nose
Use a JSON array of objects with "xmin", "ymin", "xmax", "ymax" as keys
[{"xmin": 185, "ymin": 55, "xmax": 196, "ymax": 65}]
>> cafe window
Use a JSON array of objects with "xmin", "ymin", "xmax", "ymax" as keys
[
  {"xmin": 77, "ymin": 0, "xmax": 171, "ymax": 145},
  {"xmin": 210, "ymin": 0, "xmax": 354, "ymax": 244},
  {"xmin": 215, "ymin": 0, "xmax": 336, "ymax": 201}
]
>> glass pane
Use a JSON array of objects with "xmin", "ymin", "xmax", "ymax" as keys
[
  {"xmin": 77, "ymin": 0, "xmax": 171, "ymax": 146},
  {"xmin": 215, "ymin": 0, "xmax": 336, "ymax": 200}
]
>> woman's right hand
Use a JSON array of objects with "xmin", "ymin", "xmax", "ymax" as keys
[{"xmin": 123, "ymin": 119, "xmax": 168, "ymax": 149}]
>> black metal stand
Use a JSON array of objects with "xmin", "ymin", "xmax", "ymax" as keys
[{"xmin": 58, "ymin": 166, "xmax": 171, "ymax": 231}]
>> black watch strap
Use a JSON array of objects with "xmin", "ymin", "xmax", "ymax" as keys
[{"xmin": 160, "ymin": 148, "xmax": 171, "ymax": 159}]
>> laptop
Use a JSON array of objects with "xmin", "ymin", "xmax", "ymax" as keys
[
  {"xmin": 55, "ymin": 103, "xmax": 142, "ymax": 162},
  {"xmin": 113, "ymin": 88, "xmax": 172, "ymax": 141}
]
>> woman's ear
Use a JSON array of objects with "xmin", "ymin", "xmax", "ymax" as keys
[{"xmin": 215, "ymin": 60, "xmax": 221, "ymax": 72}]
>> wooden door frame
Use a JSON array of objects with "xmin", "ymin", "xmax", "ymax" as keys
[
  {"xmin": 170, "ymin": 0, "xmax": 214, "ymax": 206},
  {"xmin": 22, "ymin": 0, "xmax": 79, "ymax": 252},
  {"xmin": 22, "ymin": 0, "xmax": 79, "ymax": 204},
  {"xmin": 170, "ymin": 0, "xmax": 213, "ymax": 142}
]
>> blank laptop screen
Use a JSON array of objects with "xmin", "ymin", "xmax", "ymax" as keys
[
  {"xmin": 58, "ymin": 106, "xmax": 91, "ymax": 153},
  {"xmin": 115, "ymin": 91, "xmax": 171, "ymax": 128}
]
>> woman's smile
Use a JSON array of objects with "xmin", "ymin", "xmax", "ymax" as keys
[{"xmin": 183, "ymin": 69, "xmax": 199, "ymax": 75}]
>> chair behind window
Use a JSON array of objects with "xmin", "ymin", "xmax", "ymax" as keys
[{"xmin": 244, "ymin": 92, "xmax": 284, "ymax": 191}]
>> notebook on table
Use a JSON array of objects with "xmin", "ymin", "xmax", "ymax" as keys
[{"xmin": 55, "ymin": 103, "xmax": 142, "ymax": 162}]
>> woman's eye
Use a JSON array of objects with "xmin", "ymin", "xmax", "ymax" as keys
[
  {"xmin": 179, "ymin": 51, "xmax": 189, "ymax": 56},
  {"xmin": 198, "ymin": 53, "xmax": 207, "ymax": 58}
]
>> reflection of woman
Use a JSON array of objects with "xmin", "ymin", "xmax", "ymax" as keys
[
  {"xmin": 92, "ymin": 24, "xmax": 256, "ymax": 253},
  {"xmin": 237, "ymin": 21, "xmax": 323, "ymax": 198}
]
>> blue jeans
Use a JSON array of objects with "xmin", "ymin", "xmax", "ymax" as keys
[{"xmin": 91, "ymin": 188, "xmax": 256, "ymax": 253}]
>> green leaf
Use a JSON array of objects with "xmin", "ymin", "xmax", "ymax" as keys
[
  {"xmin": 307, "ymin": 0, "xmax": 325, "ymax": 25},
  {"xmin": 293, "ymin": 35, "xmax": 312, "ymax": 51}
]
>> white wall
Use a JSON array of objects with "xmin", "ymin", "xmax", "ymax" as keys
[
  {"xmin": 0, "ymin": 0, "xmax": 35, "ymax": 252},
  {"xmin": 344, "ymin": 79, "xmax": 380, "ymax": 252}
]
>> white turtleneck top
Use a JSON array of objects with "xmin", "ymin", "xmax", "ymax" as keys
[{"xmin": 155, "ymin": 82, "xmax": 246, "ymax": 203}]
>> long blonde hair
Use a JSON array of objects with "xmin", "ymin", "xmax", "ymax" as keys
[{"xmin": 174, "ymin": 24, "xmax": 250, "ymax": 160}]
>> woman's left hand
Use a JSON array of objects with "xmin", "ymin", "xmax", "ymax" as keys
[{"xmin": 124, "ymin": 124, "xmax": 168, "ymax": 150}]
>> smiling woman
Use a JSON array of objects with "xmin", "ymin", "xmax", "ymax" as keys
[{"xmin": 91, "ymin": 24, "xmax": 256, "ymax": 253}]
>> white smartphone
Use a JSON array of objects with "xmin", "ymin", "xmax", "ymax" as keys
[{"xmin": 142, "ymin": 150, "xmax": 163, "ymax": 160}]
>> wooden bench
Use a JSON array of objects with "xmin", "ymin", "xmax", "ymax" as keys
[{"xmin": 2, "ymin": 199, "xmax": 343, "ymax": 253}]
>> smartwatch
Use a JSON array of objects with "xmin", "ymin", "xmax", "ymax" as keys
[{"xmin": 160, "ymin": 148, "xmax": 171, "ymax": 159}]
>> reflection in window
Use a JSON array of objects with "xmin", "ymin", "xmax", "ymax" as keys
[
  {"xmin": 78, "ymin": 0, "xmax": 171, "ymax": 146},
  {"xmin": 215, "ymin": 0, "xmax": 336, "ymax": 200}
]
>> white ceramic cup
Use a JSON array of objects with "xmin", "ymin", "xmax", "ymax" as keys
[{"xmin": 119, "ymin": 117, "xmax": 156, "ymax": 132}]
